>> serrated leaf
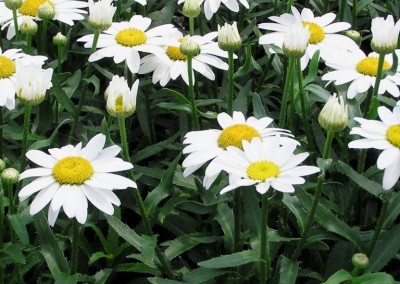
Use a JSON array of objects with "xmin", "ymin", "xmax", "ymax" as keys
[
  {"xmin": 105, "ymin": 214, "xmax": 141, "ymax": 251},
  {"xmin": 323, "ymin": 269, "xmax": 353, "ymax": 284},
  {"xmin": 283, "ymin": 193, "xmax": 307, "ymax": 231},
  {"xmin": 252, "ymin": 92, "xmax": 267, "ymax": 118},
  {"xmin": 183, "ymin": 268, "xmax": 228, "ymax": 284},
  {"xmin": 353, "ymin": 272, "xmax": 395, "ymax": 284},
  {"xmin": 198, "ymin": 250, "xmax": 259, "ymax": 268},
  {"xmin": 88, "ymin": 252, "xmax": 113, "ymax": 265},
  {"xmin": 51, "ymin": 75, "xmax": 76, "ymax": 116},
  {"xmin": 3, "ymin": 243, "xmax": 25, "ymax": 264},
  {"xmin": 8, "ymin": 208, "xmax": 31, "ymax": 246},
  {"xmin": 214, "ymin": 203, "xmax": 234, "ymax": 251},
  {"xmin": 132, "ymin": 133, "xmax": 180, "ymax": 163},
  {"xmin": 163, "ymin": 88, "xmax": 190, "ymax": 104},
  {"xmin": 279, "ymin": 255, "xmax": 300, "ymax": 284},
  {"xmin": 234, "ymin": 43, "xmax": 254, "ymax": 78}
]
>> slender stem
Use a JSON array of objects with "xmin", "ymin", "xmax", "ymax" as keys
[
  {"xmin": 6, "ymin": 182, "xmax": 15, "ymax": 243},
  {"xmin": 351, "ymin": 266, "xmax": 361, "ymax": 277},
  {"xmin": 279, "ymin": 58, "xmax": 295, "ymax": 128},
  {"xmin": 367, "ymin": 197, "xmax": 389, "ymax": 256},
  {"xmin": 117, "ymin": 117, "xmax": 174, "ymax": 279},
  {"xmin": 20, "ymin": 104, "xmax": 32, "ymax": 172},
  {"xmin": 288, "ymin": 62, "xmax": 295, "ymax": 134},
  {"xmin": 233, "ymin": 190, "xmax": 241, "ymax": 252},
  {"xmin": 227, "ymin": 50, "xmax": 235, "ymax": 116},
  {"xmin": 189, "ymin": 17, "xmax": 195, "ymax": 36},
  {"xmin": 140, "ymin": 4, "xmax": 147, "ymax": 16},
  {"xmin": 0, "ymin": 180, "xmax": 3, "ymax": 284},
  {"xmin": 292, "ymin": 130, "xmax": 334, "ymax": 260},
  {"xmin": 367, "ymin": 53, "xmax": 386, "ymax": 118},
  {"xmin": 0, "ymin": 108, "xmax": 3, "ymax": 159},
  {"xmin": 12, "ymin": 9, "xmax": 19, "ymax": 42},
  {"xmin": 71, "ymin": 220, "xmax": 80, "ymax": 273},
  {"xmin": 338, "ymin": 0, "xmax": 346, "ymax": 21},
  {"xmin": 26, "ymin": 34, "xmax": 32, "ymax": 54},
  {"xmin": 115, "ymin": 0, "xmax": 121, "ymax": 22},
  {"xmin": 145, "ymin": 94, "xmax": 155, "ymax": 144},
  {"xmin": 352, "ymin": 0, "xmax": 357, "ymax": 29},
  {"xmin": 187, "ymin": 56, "xmax": 200, "ymax": 130},
  {"xmin": 57, "ymin": 45, "xmax": 63, "ymax": 75},
  {"xmin": 260, "ymin": 193, "xmax": 270, "ymax": 284}
]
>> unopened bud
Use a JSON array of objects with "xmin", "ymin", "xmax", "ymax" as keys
[
  {"xmin": 182, "ymin": 0, "xmax": 201, "ymax": 18},
  {"xmin": 345, "ymin": 30, "xmax": 361, "ymax": 46},
  {"xmin": 2, "ymin": 168, "xmax": 20, "ymax": 185},
  {"xmin": 37, "ymin": 1, "xmax": 55, "ymax": 21},
  {"xmin": 318, "ymin": 93, "xmax": 348, "ymax": 132},
  {"xmin": 5, "ymin": 0, "xmax": 22, "ymax": 10},
  {"xmin": 180, "ymin": 36, "xmax": 200, "ymax": 57},
  {"xmin": 352, "ymin": 253, "xmax": 369, "ymax": 269},
  {"xmin": 53, "ymin": 32, "xmax": 67, "ymax": 46},
  {"xmin": 20, "ymin": 17, "xmax": 38, "ymax": 36}
]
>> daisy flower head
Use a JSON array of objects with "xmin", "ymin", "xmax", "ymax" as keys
[
  {"xmin": 322, "ymin": 49, "xmax": 400, "ymax": 99},
  {"xmin": 0, "ymin": 0, "xmax": 88, "ymax": 39},
  {"xmin": 182, "ymin": 111, "xmax": 296, "ymax": 189},
  {"xmin": 78, "ymin": 15, "xmax": 178, "ymax": 74},
  {"xmin": 0, "ymin": 48, "xmax": 47, "ymax": 109},
  {"xmin": 371, "ymin": 15, "xmax": 400, "ymax": 55},
  {"xmin": 18, "ymin": 134, "xmax": 137, "ymax": 226},
  {"xmin": 177, "ymin": 0, "xmax": 249, "ymax": 20},
  {"xmin": 259, "ymin": 6, "xmax": 358, "ymax": 69},
  {"xmin": 105, "ymin": 75, "xmax": 138, "ymax": 118},
  {"xmin": 139, "ymin": 31, "xmax": 230, "ymax": 86},
  {"xmin": 349, "ymin": 106, "xmax": 400, "ymax": 190},
  {"xmin": 218, "ymin": 21, "xmax": 242, "ymax": 52},
  {"xmin": 88, "ymin": 0, "xmax": 116, "ymax": 32},
  {"xmin": 282, "ymin": 24, "xmax": 310, "ymax": 58},
  {"xmin": 215, "ymin": 137, "xmax": 319, "ymax": 194}
]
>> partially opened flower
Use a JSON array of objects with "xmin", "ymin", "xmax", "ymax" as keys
[
  {"xmin": 349, "ymin": 106, "xmax": 400, "ymax": 190},
  {"xmin": 178, "ymin": 0, "xmax": 249, "ymax": 20},
  {"xmin": 282, "ymin": 24, "xmax": 310, "ymax": 58},
  {"xmin": 215, "ymin": 137, "xmax": 319, "ymax": 194},
  {"xmin": 78, "ymin": 15, "xmax": 178, "ymax": 74},
  {"xmin": 259, "ymin": 6, "xmax": 358, "ymax": 69},
  {"xmin": 371, "ymin": 15, "xmax": 400, "ymax": 54},
  {"xmin": 88, "ymin": 0, "xmax": 116, "ymax": 31},
  {"xmin": 218, "ymin": 21, "xmax": 242, "ymax": 52},
  {"xmin": 182, "ymin": 111, "xmax": 296, "ymax": 189},
  {"xmin": 139, "ymin": 31, "xmax": 229, "ymax": 86},
  {"xmin": 322, "ymin": 48, "xmax": 400, "ymax": 99},
  {"xmin": 318, "ymin": 93, "xmax": 348, "ymax": 132},
  {"xmin": 19, "ymin": 134, "xmax": 137, "ymax": 226},
  {"xmin": 0, "ymin": 0, "xmax": 88, "ymax": 39},
  {"xmin": 105, "ymin": 75, "xmax": 138, "ymax": 118}
]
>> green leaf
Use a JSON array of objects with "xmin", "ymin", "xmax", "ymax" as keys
[
  {"xmin": 51, "ymin": 75, "xmax": 76, "ymax": 116},
  {"xmin": 252, "ymin": 92, "xmax": 267, "ymax": 118},
  {"xmin": 233, "ymin": 80, "xmax": 251, "ymax": 114},
  {"xmin": 282, "ymin": 193, "xmax": 307, "ymax": 231},
  {"xmin": 104, "ymin": 214, "xmax": 141, "ymax": 251},
  {"xmin": 234, "ymin": 43, "xmax": 254, "ymax": 78},
  {"xmin": 356, "ymin": 0, "xmax": 375, "ymax": 13},
  {"xmin": 158, "ymin": 194, "xmax": 189, "ymax": 223},
  {"xmin": 183, "ymin": 267, "xmax": 228, "ymax": 284},
  {"xmin": 163, "ymin": 88, "xmax": 190, "ymax": 104},
  {"xmin": 279, "ymin": 256, "xmax": 300, "ymax": 284},
  {"xmin": 8, "ymin": 208, "xmax": 31, "ymax": 246},
  {"xmin": 93, "ymin": 269, "xmax": 113, "ymax": 284},
  {"xmin": 336, "ymin": 161, "xmax": 383, "ymax": 197},
  {"xmin": 323, "ymin": 269, "xmax": 353, "ymax": 284},
  {"xmin": 115, "ymin": 263, "xmax": 159, "ymax": 275},
  {"xmin": 148, "ymin": 277, "xmax": 185, "ymax": 284},
  {"xmin": 83, "ymin": 75, "xmax": 100, "ymax": 97},
  {"xmin": 306, "ymin": 50, "xmax": 320, "ymax": 83},
  {"xmin": 353, "ymin": 273, "xmax": 396, "ymax": 284},
  {"xmin": 33, "ymin": 212, "xmax": 70, "ymax": 278},
  {"xmin": 214, "ymin": 203, "xmax": 234, "ymax": 251},
  {"xmin": 88, "ymin": 252, "xmax": 113, "ymax": 265},
  {"xmin": 198, "ymin": 250, "xmax": 259, "ymax": 268},
  {"xmin": 3, "ymin": 243, "xmax": 25, "ymax": 264},
  {"xmin": 383, "ymin": 192, "xmax": 400, "ymax": 228},
  {"xmin": 132, "ymin": 133, "xmax": 180, "ymax": 163},
  {"xmin": 157, "ymin": 102, "xmax": 192, "ymax": 114},
  {"xmin": 382, "ymin": 51, "xmax": 398, "ymax": 77}
]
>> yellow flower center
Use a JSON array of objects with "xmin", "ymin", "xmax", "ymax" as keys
[
  {"xmin": 0, "ymin": 56, "xmax": 16, "ymax": 79},
  {"xmin": 302, "ymin": 21, "xmax": 325, "ymax": 44},
  {"xmin": 115, "ymin": 28, "xmax": 147, "ymax": 47},
  {"xmin": 52, "ymin": 156, "xmax": 94, "ymax": 185},
  {"xmin": 115, "ymin": 96, "xmax": 123, "ymax": 112},
  {"xmin": 356, "ymin": 57, "xmax": 391, "ymax": 77},
  {"xmin": 19, "ymin": 0, "xmax": 54, "ymax": 16},
  {"xmin": 247, "ymin": 161, "xmax": 280, "ymax": 181},
  {"xmin": 386, "ymin": 125, "xmax": 400, "ymax": 148},
  {"xmin": 218, "ymin": 124, "xmax": 261, "ymax": 150},
  {"xmin": 166, "ymin": 38, "xmax": 187, "ymax": 61}
]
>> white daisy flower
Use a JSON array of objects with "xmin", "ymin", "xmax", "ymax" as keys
[
  {"xmin": 18, "ymin": 134, "xmax": 137, "ymax": 226},
  {"xmin": 77, "ymin": 15, "xmax": 178, "ymax": 74},
  {"xmin": 322, "ymin": 49, "xmax": 400, "ymax": 99},
  {"xmin": 0, "ymin": 0, "xmax": 88, "ymax": 39},
  {"xmin": 105, "ymin": 75, "xmax": 138, "ymax": 118},
  {"xmin": 348, "ymin": 106, "xmax": 400, "ymax": 190},
  {"xmin": 258, "ymin": 6, "xmax": 358, "ymax": 69},
  {"xmin": 182, "ymin": 111, "xmax": 296, "ymax": 189},
  {"xmin": 371, "ymin": 15, "xmax": 400, "ymax": 54},
  {"xmin": 0, "ymin": 48, "xmax": 47, "ymax": 109},
  {"xmin": 178, "ymin": 0, "xmax": 249, "ymax": 20},
  {"xmin": 215, "ymin": 137, "xmax": 319, "ymax": 194},
  {"xmin": 139, "ymin": 31, "xmax": 229, "ymax": 86}
]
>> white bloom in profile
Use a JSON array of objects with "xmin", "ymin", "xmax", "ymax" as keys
[
  {"xmin": 139, "ymin": 31, "xmax": 230, "ymax": 86},
  {"xmin": 105, "ymin": 76, "xmax": 138, "ymax": 118},
  {"xmin": 349, "ymin": 106, "xmax": 400, "ymax": 190},
  {"xmin": 0, "ymin": 49, "xmax": 47, "ymax": 109},
  {"xmin": 15, "ymin": 61, "xmax": 53, "ymax": 106},
  {"xmin": 218, "ymin": 21, "xmax": 242, "ymax": 52},
  {"xmin": 19, "ymin": 134, "xmax": 137, "ymax": 226},
  {"xmin": 88, "ymin": 0, "xmax": 116, "ymax": 31},
  {"xmin": 182, "ymin": 111, "xmax": 296, "ymax": 189},
  {"xmin": 282, "ymin": 24, "xmax": 310, "ymax": 58},
  {"xmin": 318, "ymin": 93, "xmax": 348, "ymax": 132},
  {"xmin": 215, "ymin": 137, "xmax": 319, "ymax": 194},
  {"xmin": 259, "ymin": 6, "xmax": 358, "ymax": 69},
  {"xmin": 0, "ymin": 0, "xmax": 88, "ymax": 39},
  {"xmin": 78, "ymin": 15, "xmax": 178, "ymax": 74},
  {"xmin": 322, "ymin": 49, "xmax": 400, "ymax": 99},
  {"xmin": 371, "ymin": 15, "xmax": 400, "ymax": 54},
  {"xmin": 177, "ymin": 0, "xmax": 249, "ymax": 20}
]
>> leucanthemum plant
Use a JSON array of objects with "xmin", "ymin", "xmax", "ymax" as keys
[
  {"xmin": 177, "ymin": 0, "xmax": 249, "ymax": 20},
  {"xmin": 18, "ymin": 134, "xmax": 136, "ymax": 225}
]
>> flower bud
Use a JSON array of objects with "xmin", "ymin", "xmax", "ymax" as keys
[
  {"xmin": 53, "ymin": 32, "xmax": 67, "ymax": 46},
  {"xmin": 283, "ymin": 24, "xmax": 310, "ymax": 58},
  {"xmin": 218, "ymin": 22, "xmax": 242, "ymax": 52},
  {"xmin": 105, "ymin": 76, "xmax": 138, "ymax": 118},
  {"xmin": 182, "ymin": 0, "xmax": 201, "ymax": 18},
  {"xmin": 20, "ymin": 17, "xmax": 38, "ymax": 36},
  {"xmin": 371, "ymin": 15, "xmax": 400, "ymax": 54},
  {"xmin": 37, "ymin": 1, "xmax": 55, "ymax": 21},
  {"xmin": 352, "ymin": 253, "xmax": 369, "ymax": 269},
  {"xmin": 318, "ymin": 93, "xmax": 348, "ymax": 132},
  {"xmin": 345, "ymin": 30, "xmax": 361, "ymax": 46},
  {"xmin": 180, "ymin": 36, "xmax": 200, "ymax": 57},
  {"xmin": 0, "ymin": 160, "xmax": 6, "ymax": 173},
  {"xmin": 2, "ymin": 168, "xmax": 20, "ymax": 185},
  {"xmin": 5, "ymin": 0, "xmax": 22, "ymax": 10},
  {"xmin": 88, "ymin": 0, "xmax": 116, "ymax": 31}
]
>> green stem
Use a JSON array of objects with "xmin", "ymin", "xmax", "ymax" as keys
[
  {"xmin": 117, "ymin": 117, "xmax": 174, "ymax": 279},
  {"xmin": 352, "ymin": 0, "xmax": 357, "ymax": 29},
  {"xmin": 26, "ymin": 34, "xmax": 32, "ymax": 54},
  {"xmin": 41, "ymin": 20, "xmax": 48, "ymax": 54},
  {"xmin": 366, "ymin": 197, "xmax": 389, "ymax": 256},
  {"xmin": 227, "ymin": 50, "xmax": 235, "ymax": 116},
  {"xmin": 233, "ymin": 190, "xmax": 241, "ymax": 252},
  {"xmin": 71, "ymin": 220, "xmax": 80, "ymax": 273},
  {"xmin": 57, "ymin": 45, "xmax": 63, "ymax": 75},
  {"xmin": 260, "ymin": 193, "xmax": 271, "ymax": 284},
  {"xmin": 187, "ymin": 56, "xmax": 200, "ymax": 130},
  {"xmin": 12, "ymin": 9, "xmax": 19, "ymax": 42},
  {"xmin": 20, "ymin": 104, "xmax": 32, "ymax": 172},
  {"xmin": 292, "ymin": 130, "xmax": 334, "ymax": 260},
  {"xmin": 338, "ymin": 0, "xmax": 346, "ymax": 21},
  {"xmin": 7, "ymin": 182, "xmax": 15, "ymax": 243},
  {"xmin": 367, "ymin": 53, "xmax": 385, "ymax": 118},
  {"xmin": 189, "ymin": 17, "xmax": 195, "ymax": 36},
  {"xmin": 145, "ymin": 94, "xmax": 155, "ymax": 144},
  {"xmin": 279, "ymin": 58, "xmax": 295, "ymax": 128},
  {"xmin": 0, "ymin": 181, "xmax": 3, "ymax": 284},
  {"xmin": 288, "ymin": 62, "xmax": 295, "ymax": 134},
  {"xmin": 0, "ymin": 108, "xmax": 3, "ymax": 159}
]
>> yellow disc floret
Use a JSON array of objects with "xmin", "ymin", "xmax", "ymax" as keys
[
  {"xmin": 0, "ymin": 56, "xmax": 16, "ymax": 79},
  {"xmin": 387, "ymin": 125, "xmax": 400, "ymax": 148},
  {"xmin": 19, "ymin": 0, "xmax": 54, "ymax": 17},
  {"xmin": 52, "ymin": 156, "xmax": 94, "ymax": 185},
  {"xmin": 218, "ymin": 124, "xmax": 261, "ymax": 150},
  {"xmin": 115, "ymin": 28, "xmax": 147, "ymax": 47},
  {"xmin": 166, "ymin": 39, "xmax": 187, "ymax": 61},
  {"xmin": 356, "ymin": 57, "xmax": 391, "ymax": 77},
  {"xmin": 247, "ymin": 161, "xmax": 280, "ymax": 181},
  {"xmin": 302, "ymin": 21, "xmax": 325, "ymax": 44},
  {"xmin": 115, "ymin": 96, "xmax": 123, "ymax": 113}
]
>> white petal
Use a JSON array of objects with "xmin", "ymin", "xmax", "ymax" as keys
[
  {"xmin": 81, "ymin": 134, "xmax": 106, "ymax": 160},
  {"xmin": 29, "ymin": 183, "xmax": 59, "ymax": 215},
  {"xmin": 26, "ymin": 150, "xmax": 57, "ymax": 168},
  {"xmin": 19, "ymin": 176, "xmax": 55, "ymax": 201},
  {"xmin": 377, "ymin": 148, "xmax": 400, "ymax": 169},
  {"xmin": 19, "ymin": 168, "xmax": 52, "ymax": 180}
]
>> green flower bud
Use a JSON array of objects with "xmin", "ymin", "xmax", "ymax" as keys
[
  {"xmin": 352, "ymin": 253, "xmax": 369, "ymax": 269},
  {"xmin": 0, "ymin": 160, "xmax": 6, "ymax": 173},
  {"xmin": 182, "ymin": 0, "xmax": 201, "ymax": 18},
  {"xmin": 20, "ymin": 17, "xmax": 38, "ymax": 36},
  {"xmin": 53, "ymin": 32, "xmax": 67, "ymax": 46},
  {"xmin": 4, "ymin": 0, "xmax": 23, "ymax": 10},
  {"xmin": 37, "ymin": 1, "xmax": 55, "ymax": 21},
  {"xmin": 218, "ymin": 22, "xmax": 242, "ymax": 52},
  {"xmin": 1, "ymin": 168, "xmax": 20, "ymax": 185},
  {"xmin": 180, "ymin": 36, "xmax": 200, "ymax": 57},
  {"xmin": 345, "ymin": 30, "xmax": 361, "ymax": 46}
]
